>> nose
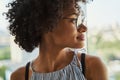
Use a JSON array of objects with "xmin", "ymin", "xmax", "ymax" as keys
[{"xmin": 77, "ymin": 23, "xmax": 87, "ymax": 33}]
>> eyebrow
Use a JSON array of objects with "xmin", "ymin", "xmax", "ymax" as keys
[
  {"xmin": 64, "ymin": 12, "xmax": 80, "ymax": 18},
  {"xmin": 71, "ymin": 12, "xmax": 80, "ymax": 16}
]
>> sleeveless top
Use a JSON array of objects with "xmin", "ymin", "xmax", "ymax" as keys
[{"xmin": 25, "ymin": 52, "xmax": 86, "ymax": 80}]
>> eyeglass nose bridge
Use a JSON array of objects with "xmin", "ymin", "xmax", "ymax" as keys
[{"xmin": 76, "ymin": 14, "xmax": 85, "ymax": 28}]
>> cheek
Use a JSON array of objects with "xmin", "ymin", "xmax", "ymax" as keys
[
  {"xmin": 62, "ymin": 24, "xmax": 77, "ymax": 37},
  {"xmin": 59, "ymin": 31, "xmax": 78, "ymax": 45},
  {"xmin": 52, "ymin": 31, "xmax": 77, "ymax": 46},
  {"xmin": 52, "ymin": 20, "xmax": 78, "ymax": 44},
  {"xmin": 60, "ymin": 26, "xmax": 78, "ymax": 43}
]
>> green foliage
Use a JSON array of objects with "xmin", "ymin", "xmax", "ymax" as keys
[
  {"xmin": 96, "ymin": 40, "xmax": 120, "ymax": 50},
  {"xmin": 0, "ymin": 46, "xmax": 10, "ymax": 60},
  {"xmin": 105, "ymin": 52, "xmax": 117, "ymax": 62},
  {"xmin": 0, "ymin": 66, "xmax": 7, "ymax": 79},
  {"xmin": 88, "ymin": 28, "xmax": 120, "ymax": 80},
  {"xmin": 115, "ymin": 72, "xmax": 120, "ymax": 80}
]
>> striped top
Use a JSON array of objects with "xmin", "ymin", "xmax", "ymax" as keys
[{"xmin": 29, "ymin": 51, "xmax": 86, "ymax": 80}]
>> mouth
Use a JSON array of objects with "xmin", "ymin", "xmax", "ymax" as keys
[{"xmin": 76, "ymin": 34, "xmax": 85, "ymax": 41}]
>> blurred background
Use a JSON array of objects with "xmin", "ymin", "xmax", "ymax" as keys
[
  {"xmin": 0, "ymin": 0, "xmax": 120, "ymax": 80},
  {"xmin": 87, "ymin": 0, "xmax": 120, "ymax": 80}
]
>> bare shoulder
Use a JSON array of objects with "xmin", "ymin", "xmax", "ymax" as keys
[
  {"xmin": 79, "ymin": 53, "xmax": 108, "ymax": 80},
  {"xmin": 76, "ymin": 53, "xmax": 108, "ymax": 80},
  {"xmin": 77, "ymin": 53, "xmax": 105, "ymax": 67},
  {"xmin": 85, "ymin": 54, "xmax": 104, "ymax": 66},
  {"xmin": 11, "ymin": 67, "xmax": 26, "ymax": 80}
]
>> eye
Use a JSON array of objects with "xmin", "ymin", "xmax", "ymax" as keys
[
  {"xmin": 63, "ymin": 17, "xmax": 78, "ymax": 26},
  {"xmin": 69, "ymin": 18, "xmax": 78, "ymax": 24}
]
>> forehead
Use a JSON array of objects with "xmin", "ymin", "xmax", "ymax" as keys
[{"xmin": 63, "ymin": 7, "xmax": 80, "ymax": 17}]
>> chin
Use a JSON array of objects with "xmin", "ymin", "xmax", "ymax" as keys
[
  {"xmin": 75, "ymin": 45, "xmax": 84, "ymax": 48},
  {"xmin": 70, "ymin": 43, "xmax": 84, "ymax": 49}
]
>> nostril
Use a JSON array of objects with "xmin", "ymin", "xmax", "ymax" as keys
[{"xmin": 77, "ymin": 23, "xmax": 87, "ymax": 32}]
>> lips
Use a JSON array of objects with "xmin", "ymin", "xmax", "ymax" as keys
[{"xmin": 77, "ymin": 34, "xmax": 85, "ymax": 41}]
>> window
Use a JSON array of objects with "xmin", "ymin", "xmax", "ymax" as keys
[
  {"xmin": 1, "ymin": 0, "xmax": 120, "ymax": 80},
  {"xmin": 87, "ymin": 0, "xmax": 120, "ymax": 80}
]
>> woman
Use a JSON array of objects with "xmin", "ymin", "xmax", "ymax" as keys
[{"xmin": 6, "ymin": 0, "xmax": 108, "ymax": 80}]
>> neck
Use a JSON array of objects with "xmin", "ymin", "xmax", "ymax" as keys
[
  {"xmin": 33, "ymin": 33, "xmax": 70, "ymax": 72},
  {"xmin": 36, "ymin": 42, "xmax": 69, "ymax": 72},
  {"xmin": 39, "ymin": 42, "xmax": 68, "ymax": 62},
  {"xmin": 38, "ymin": 33, "xmax": 67, "ymax": 63}
]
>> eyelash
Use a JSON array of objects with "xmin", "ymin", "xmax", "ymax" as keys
[{"xmin": 69, "ymin": 18, "xmax": 78, "ymax": 24}]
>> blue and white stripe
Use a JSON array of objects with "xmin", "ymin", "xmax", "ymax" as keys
[{"xmin": 30, "ymin": 51, "xmax": 86, "ymax": 80}]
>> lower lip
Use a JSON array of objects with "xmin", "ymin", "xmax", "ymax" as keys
[{"xmin": 77, "ymin": 36, "xmax": 85, "ymax": 41}]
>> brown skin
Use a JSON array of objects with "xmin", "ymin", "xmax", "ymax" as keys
[
  {"xmin": 11, "ymin": 53, "xmax": 108, "ymax": 80},
  {"xmin": 11, "ymin": 7, "xmax": 108, "ymax": 80}
]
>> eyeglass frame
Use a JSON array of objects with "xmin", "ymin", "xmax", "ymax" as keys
[{"xmin": 63, "ymin": 16, "xmax": 85, "ymax": 29}]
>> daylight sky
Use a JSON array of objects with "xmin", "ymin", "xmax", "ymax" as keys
[
  {"xmin": 0, "ymin": 0, "xmax": 120, "ymax": 31},
  {"xmin": 87, "ymin": 0, "xmax": 120, "ymax": 28},
  {"xmin": 0, "ymin": 0, "xmax": 10, "ymax": 31}
]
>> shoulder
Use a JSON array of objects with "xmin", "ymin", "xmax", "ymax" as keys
[
  {"xmin": 77, "ymin": 53, "xmax": 108, "ymax": 80},
  {"xmin": 11, "ymin": 67, "xmax": 26, "ymax": 80},
  {"xmin": 77, "ymin": 53, "xmax": 104, "ymax": 68},
  {"xmin": 85, "ymin": 54, "xmax": 103, "ymax": 66},
  {"xmin": 85, "ymin": 54, "xmax": 106, "ymax": 71},
  {"xmin": 77, "ymin": 53, "xmax": 106, "ymax": 69}
]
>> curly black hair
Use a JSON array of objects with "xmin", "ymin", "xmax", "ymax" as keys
[{"xmin": 5, "ymin": 0, "xmax": 89, "ymax": 52}]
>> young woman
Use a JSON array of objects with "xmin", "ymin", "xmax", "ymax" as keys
[{"xmin": 6, "ymin": 0, "xmax": 108, "ymax": 80}]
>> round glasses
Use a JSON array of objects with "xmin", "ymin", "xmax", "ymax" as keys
[{"xmin": 63, "ymin": 16, "xmax": 85, "ymax": 29}]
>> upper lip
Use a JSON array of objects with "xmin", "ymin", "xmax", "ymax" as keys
[{"xmin": 77, "ymin": 34, "xmax": 85, "ymax": 40}]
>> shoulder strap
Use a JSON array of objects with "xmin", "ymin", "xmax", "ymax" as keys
[
  {"xmin": 25, "ymin": 62, "xmax": 30, "ymax": 80},
  {"xmin": 81, "ymin": 53, "xmax": 86, "ymax": 76}
]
